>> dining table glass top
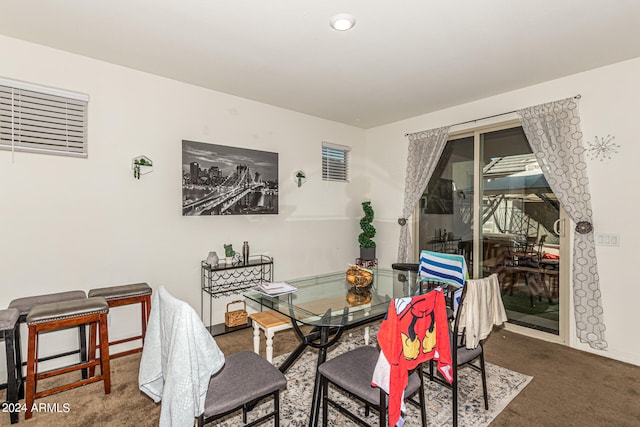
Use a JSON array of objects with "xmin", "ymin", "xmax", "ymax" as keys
[{"xmin": 244, "ymin": 268, "xmax": 419, "ymax": 328}]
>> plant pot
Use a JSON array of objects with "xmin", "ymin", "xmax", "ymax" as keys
[{"xmin": 360, "ymin": 247, "xmax": 376, "ymax": 261}]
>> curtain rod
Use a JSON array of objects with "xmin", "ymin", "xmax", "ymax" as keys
[{"xmin": 405, "ymin": 94, "xmax": 582, "ymax": 137}]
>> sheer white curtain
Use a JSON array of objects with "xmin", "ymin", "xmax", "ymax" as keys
[
  {"xmin": 397, "ymin": 126, "xmax": 450, "ymax": 263},
  {"xmin": 517, "ymin": 97, "xmax": 607, "ymax": 350}
]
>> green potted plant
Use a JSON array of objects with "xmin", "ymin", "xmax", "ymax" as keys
[
  {"xmin": 358, "ymin": 201, "xmax": 376, "ymax": 260},
  {"xmin": 223, "ymin": 244, "xmax": 235, "ymax": 265}
]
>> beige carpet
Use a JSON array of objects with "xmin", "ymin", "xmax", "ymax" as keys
[
  {"xmin": 0, "ymin": 352, "xmax": 157, "ymax": 426},
  {"xmin": 1, "ymin": 324, "xmax": 531, "ymax": 426}
]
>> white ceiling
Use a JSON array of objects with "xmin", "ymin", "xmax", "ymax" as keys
[{"xmin": 2, "ymin": 1, "xmax": 640, "ymax": 129}]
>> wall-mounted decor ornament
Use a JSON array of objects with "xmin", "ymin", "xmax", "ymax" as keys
[
  {"xmin": 295, "ymin": 170, "xmax": 306, "ymax": 187},
  {"xmin": 587, "ymin": 134, "xmax": 619, "ymax": 161},
  {"xmin": 132, "ymin": 155, "xmax": 153, "ymax": 179}
]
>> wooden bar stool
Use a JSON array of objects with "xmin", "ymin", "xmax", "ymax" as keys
[
  {"xmin": 8, "ymin": 290, "xmax": 87, "ymax": 399},
  {"xmin": 25, "ymin": 297, "xmax": 111, "ymax": 420},
  {"xmin": 87, "ymin": 283, "xmax": 151, "ymax": 369},
  {"xmin": 249, "ymin": 310, "xmax": 292, "ymax": 364},
  {"xmin": 1, "ymin": 308, "xmax": 20, "ymax": 424}
]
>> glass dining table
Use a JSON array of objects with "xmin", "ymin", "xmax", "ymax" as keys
[{"xmin": 244, "ymin": 268, "xmax": 421, "ymax": 427}]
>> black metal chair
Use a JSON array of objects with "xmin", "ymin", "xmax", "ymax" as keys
[
  {"xmin": 198, "ymin": 351, "xmax": 287, "ymax": 426},
  {"xmin": 316, "ymin": 290, "xmax": 454, "ymax": 426},
  {"xmin": 427, "ymin": 281, "xmax": 489, "ymax": 427},
  {"xmin": 318, "ymin": 346, "xmax": 427, "ymax": 426},
  {"xmin": 139, "ymin": 287, "xmax": 287, "ymax": 426}
]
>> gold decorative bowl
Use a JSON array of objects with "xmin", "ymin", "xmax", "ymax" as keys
[
  {"xmin": 347, "ymin": 287, "xmax": 372, "ymax": 306},
  {"xmin": 346, "ymin": 265, "xmax": 373, "ymax": 288}
]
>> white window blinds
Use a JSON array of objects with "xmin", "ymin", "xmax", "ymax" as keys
[
  {"xmin": 0, "ymin": 78, "xmax": 89, "ymax": 158},
  {"xmin": 322, "ymin": 141, "xmax": 351, "ymax": 182}
]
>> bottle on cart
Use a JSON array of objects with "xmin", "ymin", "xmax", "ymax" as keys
[{"xmin": 242, "ymin": 241, "xmax": 250, "ymax": 264}]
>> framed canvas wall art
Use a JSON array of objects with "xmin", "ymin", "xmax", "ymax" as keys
[{"xmin": 182, "ymin": 140, "xmax": 279, "ymax": 216}]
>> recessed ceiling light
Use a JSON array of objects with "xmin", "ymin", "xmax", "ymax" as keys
[{"xmin": 330, "ymin": 13, "xmax": 356, "ymax": 31}]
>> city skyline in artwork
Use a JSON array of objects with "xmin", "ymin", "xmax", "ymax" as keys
[{"xmin": 182, "ymin": 140, "xmax": 278, "ymax": 216}]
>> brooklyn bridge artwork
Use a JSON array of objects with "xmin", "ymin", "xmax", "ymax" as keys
[{"xmin": 182, "ymin": 140, "xmax": 279, "ymax": 215}]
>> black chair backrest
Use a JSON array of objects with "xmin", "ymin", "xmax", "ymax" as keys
[{"xmin": 451, "ymin": 284, "xmax": 470, "ymax": 348}]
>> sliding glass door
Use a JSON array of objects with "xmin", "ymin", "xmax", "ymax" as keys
[{"xmin": 418, "ymin": 124, "xmax": 565, "ymax": 337}]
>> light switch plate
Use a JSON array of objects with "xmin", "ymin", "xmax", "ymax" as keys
[{"xmin": 595, "ymin": 233, "xmax": 619, "ymax": 247}]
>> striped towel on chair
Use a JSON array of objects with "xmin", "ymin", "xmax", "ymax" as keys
[{"xmin": 419, "ymin": 250, "xmax": 469, "ymax": 288}]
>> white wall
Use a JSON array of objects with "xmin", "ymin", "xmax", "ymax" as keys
[
  {"xmin": 365, "ymin": 57, "xmax": 640, "ymax": 366},
  {"xmin": 2, "ymin": 32, "xmax": 638, "ymax": 379},
  {"xmin": 0, "ymin": 35, "xmax": 369, "ymax": 377}
]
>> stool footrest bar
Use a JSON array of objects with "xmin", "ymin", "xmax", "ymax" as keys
[
  {"xmin": 34, "ymin": 376, "xmax": 106, "ymax": 400},
  {"xmin": 36, "ymin": 360, "xmax": 101, "ymax": 380},
  {"xmin": 110, "ymin": 348, "xmax": 143, "ymax": 359},
  {"xmin": 21, "ymin": 349, "xmax": 81, "ymax": 367},
  {"xmin": 99, "ymin": 335, "xmax": 144, "ymax": 347}
]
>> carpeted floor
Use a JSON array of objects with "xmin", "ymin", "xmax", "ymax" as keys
[{"xmin": 2, "ymin": 323, "xmax": 640, "ymax": 426}]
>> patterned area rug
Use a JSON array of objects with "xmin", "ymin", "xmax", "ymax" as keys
[{"xmin": 215, "ymin": 325, "xmax": 532, "ymax": 426}]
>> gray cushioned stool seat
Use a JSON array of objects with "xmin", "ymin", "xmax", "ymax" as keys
[
  {"xmin": 24, "ymin": 296, "xmax": 111, "ymax": 420},
  {"xmin": 26, "ymin": 297, "xmax": 109, "ymax": 325},
  {"xmin": 8, "ymin": 290, "xmax": 89, "ymax": 403},
  {"xmin": 88, "ymin": 283, "xmax": 152, "ymax": 362},
  {"xmin": 0, "ymin": 308, "xmax": 19, "ymax": 331},
  {"xmin": 88, "ymin": 283, "xmax": 151, "ymax": 300},
  {"xmin": 9, "ymin": 291, "xmax": 87, "ymax": 317},
  {"xmin": 203, "ymin": 350, "xmax": 287, "ymax": 417},
  {"xmin": 318, "ymin": 345, "xmax": 422, "ymax": 406}
]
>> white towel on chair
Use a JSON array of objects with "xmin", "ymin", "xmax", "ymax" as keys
[
  {"xmin": 457, "ymin": 274, "xmax": 507, "ymax": 349},
  {"xmin": 139, "ymin": 286, "xmax": 225, "ymax": 427}
]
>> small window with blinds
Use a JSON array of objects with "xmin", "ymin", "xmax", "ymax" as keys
[
  {"xmin": 0, "ymin": 78, "xmax": 89, "ymax": 158},
  {"xmin": 322, "ymin": 141, "xmax": 351, "ymax": 182}
]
